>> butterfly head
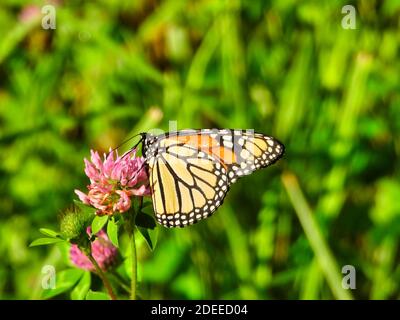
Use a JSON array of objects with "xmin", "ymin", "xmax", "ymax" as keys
[{"xmin": 141, "ymin": 132, "xmax": 158, "ymax": 159}]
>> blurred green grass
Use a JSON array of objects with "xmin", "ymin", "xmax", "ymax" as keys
[{"xmin": 0, "ymin": 0, "xmax": 399, "ymax": 299}]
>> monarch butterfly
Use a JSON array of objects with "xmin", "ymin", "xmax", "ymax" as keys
[{"xmin": 138, "ymin": 129, "xmax": 284, "ymax": 228}]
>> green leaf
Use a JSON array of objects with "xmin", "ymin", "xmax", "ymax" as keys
[
  {"xmin": 39, "ymin": 228, "xmax": 61, "ymax": 238},
  {"xmin": 0, "ymin": 18, "xmax": 39, "ymax": 64},
  {"xmin": 138, "ymin": 226, "xmax": 158, "ymax": 251},
  {"xmin": 85, "ymin": 290, "xmax": 110, "ymax": 300},
  {"xmin": 107, "ymin": 217, "xmax": 119, "ymax": 247},
  {"xmin": 71, "ymin": 272, "xmax": 91, "ymax": 300},
  {"xmin": 136, "ymin": 210, "xmax": 156, "ymax": 229},
  {"xmin": 73, "ymin": 200, "xmax": 95, "ymax": 213},
  {"xmin": 72, "ymin": 200, "xmax": 96, "ymax": 219},
  {"xmin": 136, "ymin": 202, "xmax": 157, "ymax": 250},
  {"xmin": 142, "ymin": 201, "xmax": 153, "ymax": 210},
  {"xmin": 42, "ymin": 269, "xmax": 84, "ymax": 299},
  {"xmin": 91, "ymin": 215, "xmax": 109, "ymax": 235},
  {"xmin": 29, "ymin": 237, "xmax": 65, "ymax": 247}
]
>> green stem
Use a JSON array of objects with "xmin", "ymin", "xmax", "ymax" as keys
[
  {"xmin": 87, "ymin": 254, "xmax": 117, "ymax": 300},
  {"xmin": 130, "ymin": 225, "xmax": 137, "ymax": 300},
  {"xmin": 282, "ymin": 172, "xmax": 353, "ymax": 300},
  {"xmin": 124, "ymin": 206, "xmax": 138, "ymax": 300},
  {"xmin": 109, "ymin": 272, "xmax": 131, "ymax": 294}
]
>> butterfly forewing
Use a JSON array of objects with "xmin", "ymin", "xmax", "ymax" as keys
[{"xmin": 223, "ymin": 131, "xmax": 285, "ymax": 184}]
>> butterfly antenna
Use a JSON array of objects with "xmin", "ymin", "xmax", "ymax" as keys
[
  {"xmin": 107, "ymin": 133, "xmax": 146, "ymax": 160},
  {"xmin": 118, "ymin": 133, "xmax": 148, "ymax": 184},
  {"xmin": 110, "ymin": 133, "xmax": 143, "ymax": 154}
]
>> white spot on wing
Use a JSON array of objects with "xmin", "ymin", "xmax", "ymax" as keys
[{"xmin": 224, "ymin": 141, "xmax": 233, "ymax": 148}]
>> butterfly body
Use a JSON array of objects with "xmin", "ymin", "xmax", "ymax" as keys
[{"xmin": 140, "ymin": 129, "xmax": 284, "ymax": 228}]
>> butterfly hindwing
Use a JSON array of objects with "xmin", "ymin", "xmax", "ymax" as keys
[{"xmin": 148, "ymin": 141, "xmax": 230, "ymax": 227}]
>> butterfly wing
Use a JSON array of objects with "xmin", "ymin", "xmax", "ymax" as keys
[
  {"xmin": 148, "ymin": 142, "xmax": 229, "ymax": 227},
  {"xmin": 145, "ymin": 129, "xmax": 284, "ymax": 228},
  {"xmin": 217, "ymin": 130, "xmax": 285, "ymax": 184}
]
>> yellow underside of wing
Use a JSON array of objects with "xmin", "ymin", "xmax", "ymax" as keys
[{"xmin": 150, "ymin": 153, "xmax": 217, "ymax": 216}]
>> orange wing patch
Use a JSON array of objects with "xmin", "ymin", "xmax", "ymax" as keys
[{"xmin": 174, "ymin": 134, "xmax": 237, "ymax": 167}]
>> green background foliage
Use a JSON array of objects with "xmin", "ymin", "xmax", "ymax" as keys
[{"xmin": 1, "ymin": 0, "xmax": 399, "ymax": 299}]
